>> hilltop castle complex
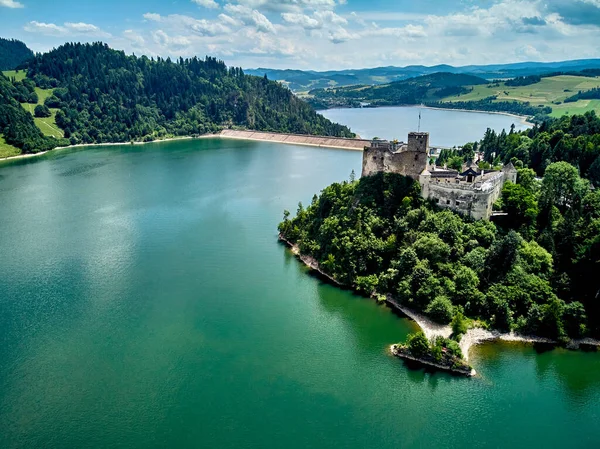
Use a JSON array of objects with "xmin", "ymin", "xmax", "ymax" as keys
[{"xmin": 362, "ymin": 132, "xmax": 517, "ymax": 220}]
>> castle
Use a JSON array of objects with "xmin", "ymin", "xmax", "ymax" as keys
[{"xmin": 362, "ymin": 132, "xmax": 517, "ymax": 220}]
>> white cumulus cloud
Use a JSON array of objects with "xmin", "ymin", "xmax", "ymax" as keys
[
  {"xmin": 191, "ymin": 0, "xmax": 219, "ymax": 9},
  {"xmin": 24, "ymin": 21, "xmax": 111, "ymax": 38},
  {"xmin": 0, "ymin": 0, "xmax": 24, "ymax": 8},
  {"xmin": 224, "ymin": 4, "xmax": 276, "ymax": 33}
]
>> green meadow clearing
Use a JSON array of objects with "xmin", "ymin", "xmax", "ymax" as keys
[
  {"xmin": 3, "ymin": 70, "xmax": 65, "ymax": 140},
  {"xmin": 19, "ymin": 87, "xmax": 64, "ymax": 138},
  {"xmin": 2, "ymin": 69, "xmax": 27, "ymax": 82}
]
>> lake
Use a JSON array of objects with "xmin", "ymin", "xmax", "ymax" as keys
[
  {"xmin": 0, "ymin": 136, "xmax": 599, "ymax": 449},
  {"xmin": 319, "ymin": 106, "xmax": 531, "ymax": 147}
]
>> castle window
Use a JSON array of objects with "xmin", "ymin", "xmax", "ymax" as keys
[
  {"xmin": 435, "ymin": 199, "xmax": 440, "ymax": 204},
  {"xmin": 447, "ymin": 200, "xmax": 451, "ymax": 205},
  {"xmin": 415, "ymin": 154, "xmax": 419, "ymax": 161},
  {"xmin": 456, "ymin": 201, "xmax": 461, "ymax": 206}
]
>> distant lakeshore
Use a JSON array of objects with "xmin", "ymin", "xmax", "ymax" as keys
[
  {"xmin": 416, "ymin": 105, "xmax": 534, "ymax": 127},
  {"xmin": 318, "ymin": 104, "xmax": 535, "ymax": 127}
]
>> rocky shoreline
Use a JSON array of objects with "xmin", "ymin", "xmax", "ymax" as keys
[{"xmin": 279, "ymin": 235, "xmax": 600, "ymax": 374}]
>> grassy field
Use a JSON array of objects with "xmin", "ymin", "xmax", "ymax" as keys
[
  {"xmin": 0, "ymin": 135, "xmax": 21, "ymax": 158},
  {"xmin": 2, "ymin": 69, "xmax": 27, "ymax": 82},
  {"xmin": 442, "ymin": 75, "xmax": 600, "ymax": 117},
  {"xmin": 20, "ymin": 87, "xmax": 64, "ymax": 138},
  {"xmin": 2, "ymin": 70, "xmax": 64, "ymax": 138}
]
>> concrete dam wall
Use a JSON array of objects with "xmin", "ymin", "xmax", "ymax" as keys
[{"xmin": 219, "ymin": 130, "xmax": 371, "ymax": 151}]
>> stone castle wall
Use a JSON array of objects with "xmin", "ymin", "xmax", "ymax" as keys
[
  {"xmin": 362, "ymin": 132, "xmax": 429, "ymax": 180},
  {"xmin": 362, "ymin": 148, "xmax": 428, "ymax": 179},
  {"xmin": 421, "ymin": 172, "xmax": 506, "ymax": 220},
  {"xmin": 362, "ymin": 131, "xmax": 517, "ymax": 220}
]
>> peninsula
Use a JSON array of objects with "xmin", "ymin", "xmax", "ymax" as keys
[{"xmin": 279, "ymin": 111, "xmax": 600, "ymax": 375}]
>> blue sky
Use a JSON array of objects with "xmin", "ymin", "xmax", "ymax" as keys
[{"xmin": 1, "ymin": 0, "xmax": 599, "ymax": 70}]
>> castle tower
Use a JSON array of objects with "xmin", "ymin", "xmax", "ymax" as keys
[{"xmin": 407, "ymin": 132, "xmax": 429, "ymax": 155}]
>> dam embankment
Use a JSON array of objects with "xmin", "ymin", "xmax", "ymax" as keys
[{"xmin": 219, "ymin": 130, "xmax": 371, "ymax": 150}]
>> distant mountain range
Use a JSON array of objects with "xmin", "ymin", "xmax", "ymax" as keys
[{"xmin": 246, "ymin": 59, "xmax": 600, "ymax": 91}]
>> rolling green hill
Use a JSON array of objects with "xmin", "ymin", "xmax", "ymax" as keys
[
  {"xmin": 307, "ymin": 73, "xmax": 489, "ymax": 109},
  {"xmin": 309, "ymin": 71, "xmax": 600, "ymax": 119},
  {"xmin": 440, "ymin": 75, "xmax": 600, "ymax": 118}
]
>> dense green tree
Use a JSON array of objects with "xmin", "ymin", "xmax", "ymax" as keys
[
  {"xmin": 448, "ymin": 155, "xmax": 464, "ymax": 171},
  {"xmin": 425, "ymin": 296, "xmax": 454, "ymax": 324},
  {"xmin": 539, "ymin": 162, "xmax": 589, "ymax": 213},
  {"xmin": 413, "ymin": 234, "xmax": 450, "ymax": 266},
  {"xmin": 34, "ymin": 104, "xmax": 51, "ymax": 118},
  {"xmin": 497, "ymin": 182, "xmax": 538, "ymax": 234},
  {"xmin": 406, "ymin": 332, "xmax": 430, "ymax": 357},
  {"xmin": 451, "ymin": 312, "xmax": 469, "ymax": 337},
  {"xmin": 517, "ymin": 167, "xmax": 538, "ymax": 191}
]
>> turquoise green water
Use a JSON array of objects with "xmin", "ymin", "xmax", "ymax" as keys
[{"xmin": 1, "ymin": 139, "xmax": 599, "ymax": 449}]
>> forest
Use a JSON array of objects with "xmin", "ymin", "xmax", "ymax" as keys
[
  {"xmin": 504, "ymin": 75, "xmax": 542, "ymax": 87},
  {"xmin": 24, "ymin": 43, "xmax": 353, "ymax": 146},
  {"xmin": 0, "ymin": 38, "xmax": 33, "ymax": 71},
  {"xmin": 279, "ymin": 111, "xmax": 600, "ymax": 341},
  {"xmin": 565, "ymin": 87, "xmax": 600, "ymax": 103}
]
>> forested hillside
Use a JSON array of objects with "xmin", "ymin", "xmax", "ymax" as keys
[
  {"xmin": 24, "ymin": 42, "xmax": 353, "ymax": 145},
  {"xmin": 0, "ymin": 38, "xmax": 33, "ymax": 71},
  {"xmin": 279, "ymin": 112, "xmax": 600, "ymax": 340},
  {"xmin": 476, "ymin": 111, "xmax": 600, "ymax": 183}
]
